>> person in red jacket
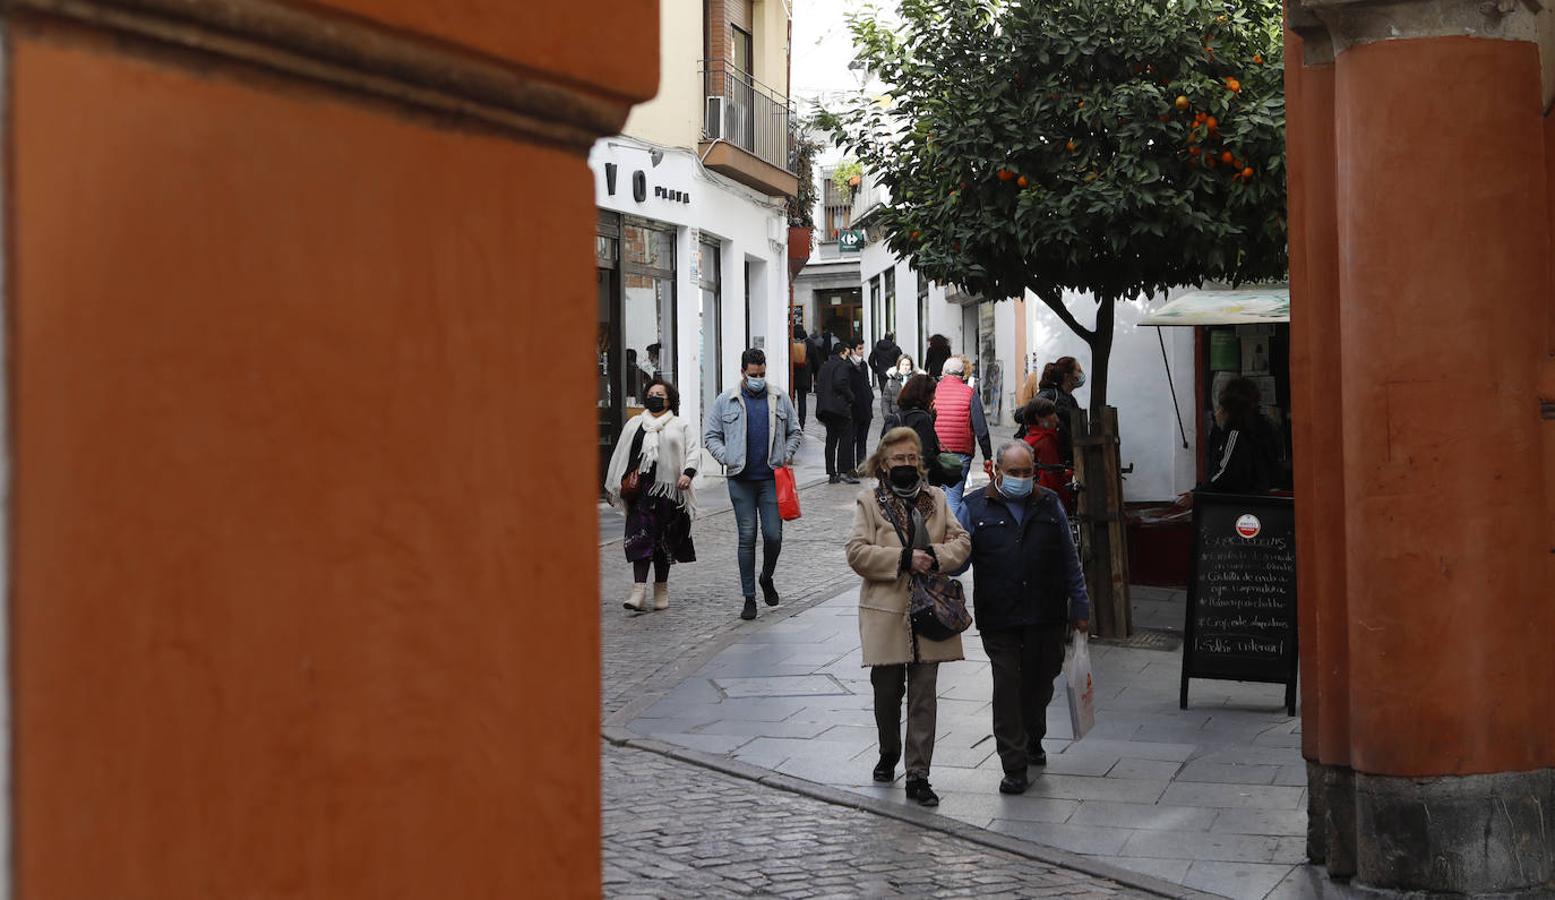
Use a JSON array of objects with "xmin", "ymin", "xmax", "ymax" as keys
[{"xmin": 1021, "ymin": 398, "xmax": 1073, "ymax": 510}]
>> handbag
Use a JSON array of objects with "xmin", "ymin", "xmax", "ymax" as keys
[
  {"xmin": 774, "ymin": 466, "xmax": 802, "ymax": 521},
  {"xmin": 881, "ymin": 499, "xmax": 972, "ymax": 641},
  {"xmin": 619, "ymin": 468, "xmax": 643, "ymax": 502},
  {"xmin": 934, "ymin": 452, "xmax": 966, "ymax": 485}
]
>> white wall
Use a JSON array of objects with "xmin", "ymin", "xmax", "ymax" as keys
[
  {"xmin": 590, "ymin": 138, "xmax": 789, "ymax": 429},
  {"xmin": 621, "ymin": 0, "xmax": 702, "ymax": 150},
  {"xmin": 1026, "ymin": 291, "xmax": 1199, "ymax": 502}
]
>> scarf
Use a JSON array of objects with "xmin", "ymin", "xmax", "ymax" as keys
[
  {"xmin": 874, "ymin": 482, "xmax": 936, "ymax": 543},
  {"xmin": 605, "ymin": 412, "xmax": 698, "ymax": 513}
]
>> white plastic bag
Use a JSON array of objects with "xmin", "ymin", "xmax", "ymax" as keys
[{"xmin": 1066, "ymin": 632, "xmax": 1096, "ymax": 741}]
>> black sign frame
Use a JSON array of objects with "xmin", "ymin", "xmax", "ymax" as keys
[{"xmin": 1180, "ymin": 492, "xmax": 1298, "ymax": 716}]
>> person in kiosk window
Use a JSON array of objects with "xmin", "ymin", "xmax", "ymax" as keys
[
  {"xmin": 704, "ymin": 349, "xmax": 804, "ymax": 622},
  {"xmin": 815, "ymin": 341, "xmax": 859, "ymax": 485},
  {"xmin": 1178, "ymin": 376, "xmax": 1279, "ymax": 506},
  {"xmin": 846, "ymin": 427, "xmax": 971, "ymax": 807},
  {"xmin": 957, "ymin": 441, "xmax": 1089, "ymax": 795},
  {"xmin": 604, "ymin": 378, "xmax": 699, "ymax": 613}
]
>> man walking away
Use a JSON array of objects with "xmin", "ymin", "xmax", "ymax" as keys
[
  {"xmin": 870, "ymin": 331, "xmax": 902, "ymax": 394},
  {"xmin": 933, "ymin": 356, "xmax": 994, "ymax": 517},
  {"xmin": 850, "ymin": 338, "xmax": 875, "ymax": 473},
  {"xmin": 791, "ymin": 324, "xmax": 813, "ymax": 431},
  {"xmin": 704, "ymin": 349, "xmax": 805, "ymax": 621},
  {"xmin": 815, "ymin": 342, "xmax": 859, "ymax": 485},
  {"xmin": 957, "ymin": 441, "xmax": 1089, "ymax": 795}
]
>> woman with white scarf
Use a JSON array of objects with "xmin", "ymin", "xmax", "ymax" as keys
[{"xmin": 605, "ymin": 378, "xmax": 700, "ymax": 612}]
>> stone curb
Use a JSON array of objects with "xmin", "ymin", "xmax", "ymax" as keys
[{"xmin": 602, "ymin": 728, "xmax": 1225, "ymax": 900}]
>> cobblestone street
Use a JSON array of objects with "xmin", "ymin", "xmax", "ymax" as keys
[{"xmin": 599, "ymin": 436, "xmax": 1191, "ymax": 898}]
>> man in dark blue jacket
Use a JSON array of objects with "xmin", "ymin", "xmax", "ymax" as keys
[{"xmin": 957, "ymin": 441, "xmax": 1089, "ymax": 795}]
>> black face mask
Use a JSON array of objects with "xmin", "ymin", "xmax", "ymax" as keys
[
  {"xmin": 888, "ymin": 464, "xmax": 922, "ymax": 495},
  {"xmin": 645, "ymin": 396, "xmax": 667, "ymax": 413}
]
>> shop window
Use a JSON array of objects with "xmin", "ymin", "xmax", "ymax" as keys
[
  {"xmin": 884, "ymin": 269, "xmax": 896, "ymax": 336},
  {"xmin": 621, "ymin": 221, "xmax": 676, "ymax": 416},
  {"xmin": 917, "ymin": 275, "xmax": 930, "ymax": 363},
  {"xmin": 870, "ymin": 276, "xmax": 882, "ymax": 344}
]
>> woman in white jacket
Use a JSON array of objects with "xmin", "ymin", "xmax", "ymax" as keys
[{"xmin": 604, "ymin": 378, "xmax": 700, "ymax": 612}]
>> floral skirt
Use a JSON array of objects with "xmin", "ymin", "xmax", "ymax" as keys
[{"xmin": 623, "ymin": 494, "xmax": 696, "ymax": 564}]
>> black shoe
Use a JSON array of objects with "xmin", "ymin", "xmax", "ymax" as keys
[
  {"xmin": 759, "ymin": 575, "xmax": 780, "ymax": 607},
  {"xmin": 999, "ymin": 773, "xmax": 1030, "ymax": 795},
  {"xmin": 740, "ymin": 597, "xmax": 757, "ymax": 621},
  {"xmin": 905, "ymin": 777, "xmax": 939, "ymax": 807},
  {"xmin": 1029, "ymin": 748, "xmax": 1048, "ymax": 766},
  {"xmin": 828, "ymin": 474, "xmax": 840, "ymax": 484},
  {"xmin": 841, "ymin": 474, "xmax": 860, "ymax": 484},
  {"xmin": 872, "ymin": 756, "xmax": 898, "ymax": 783}
]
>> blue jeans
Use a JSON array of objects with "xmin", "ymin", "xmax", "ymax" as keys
[
  {"xmin": 943, "ymin": 454, "xmax": 974, "ymax": 520},
  {"xmin": 727, "ymin": 477, "xmax": 782, "ymax": 599}
]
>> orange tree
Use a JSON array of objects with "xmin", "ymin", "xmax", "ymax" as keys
[{"xmin": 817, "ymin": 0, "xmax": 1286, "ymax": 420}]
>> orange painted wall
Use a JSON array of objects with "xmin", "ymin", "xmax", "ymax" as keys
[
  {"xmin": 294, "ymin": 0, "xmax": 659, "ymax": 102},
  {"xmin": 11, "ymin": 22, "xmax": 607, "ymax": 898},
  {"xmin": 1334, "ymin": 37, "xmax": 1554, "ymax": 776}
]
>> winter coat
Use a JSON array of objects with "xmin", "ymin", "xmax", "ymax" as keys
[
  {"xmin": 1037, "ymin": 385, "xmax": 1082, "ymax": 465},
  {"xmin": 956, "ymin": 484, "xmax": 1090, "ymax": 630},
  {"xmin": 1024, "ymin": 425, "xmax": 1071, "ymax": 499},
  {"xmin": 805, "ymin": 335, "xmax": 826, "ymax": 382},
  {"xmin": 1203, "ymin": 423, "xmax": 1275, "ymax": 495},
  {"xmin": 792, "ymin": 352, "xmax": 814, "ymax": 392},
  {"xmin": 847, "ymin": 485, "xmax": 972, "ymax": 666},
  {"xmin": 848, "ymin": 360, "xmax": 875, "ymax": 425},
  {"xmin": 882, "ymin": 406, "xmax": 949, "ymax": 487},
  {"xmin": 933, "ymin": 377, "xmax": 993, "ymax": 459},
  {"xmin": 816, "ymin": 356, "xmax": 854, "ymax": 421},
  {"xmin": 925, "ymin": 343, "xmax": 951, "ymax": 379},
  {"xmin": 870, "ymin": 339, "xmax": 902, "ymax": 380},
  {"xmin": 703, "ymin": 384, "xmax": 803, "ymax": 477}
]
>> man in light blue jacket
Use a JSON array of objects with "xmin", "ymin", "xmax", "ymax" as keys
[{"xmin": 705, "ymin": 348, "xmax": 805, "ymax": 621}]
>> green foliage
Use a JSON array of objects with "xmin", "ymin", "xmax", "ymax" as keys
[
  {"xmin": 818, "ymin": 0, "xmax": 1287, "ymax": 308},
  {"xmin": 831, "ymin": 159, "xmax": 865, "ymax": 198},
  {"xmin": 788, "ymin": 131, "xmax": 822, "ymax": 228}
]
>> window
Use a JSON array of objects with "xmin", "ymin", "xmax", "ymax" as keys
[
  {"xmin": 621, "ymin": 220, "xmax": 676, "ymax": 411},
  {"xmin": 884, "ymin": 269, "xmax": 897, "ymax": 336},
  {"xmin": 870, "ymin": 276, "xmax": 882, "ymax": 344},
  {"xmin": 822, "ymin": 178, "xmax": 852, "ymax": 241},
  {"xmin": 917, "ymin": 275, "xmax": 931, "ymax": 363},
  {"xmin": 699, "ymin": 239, "xmax": 723, "ymax": 421},
  {"xmin": 731, "ymin": 26, "xmax": 753, "ymax": 76}
]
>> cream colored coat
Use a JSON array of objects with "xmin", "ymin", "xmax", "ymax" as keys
[{"xmin": 846, "ymin": 486, "xmax": 973, "ymax": 666}]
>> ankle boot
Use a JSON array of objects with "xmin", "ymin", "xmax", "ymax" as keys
[
  {"xmin": 653, "ymin": 583, "xmax": 670, "ymax": 611},
  {"xmin": 623, "ymin": 584, "xmax": 648, "ymax": 611}
]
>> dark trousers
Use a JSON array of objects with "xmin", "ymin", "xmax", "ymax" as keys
[
  {"xmin": 793, "ymin": 389, "xmax": 808, "ymax": 428},
  {"xmin": 631, "ymin": 550, "xmax": 671, "ymax": 584},
  {"xmin": 982, "ymin": 623, "xmax": 1068, "ymax": 774},
  {"xmin": 853, "ymin": 415, "xmax": 872, "ymax": 469},
  {"xmin": 821, "ymin": 413, "xmax": 854, "ymax": 476},
  {"xmin": 871, "ymin": 662, "xmax": 939, "ymax": 778}
]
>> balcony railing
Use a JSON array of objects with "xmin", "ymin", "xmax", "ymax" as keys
[{"xmin": 701, "ymin": 60, "xmax": 796, "ymax": 174}]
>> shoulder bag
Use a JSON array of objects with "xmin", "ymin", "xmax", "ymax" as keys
[{"xmin": 880, "ymin": 501, "xmax": 972, "ymax": 641}]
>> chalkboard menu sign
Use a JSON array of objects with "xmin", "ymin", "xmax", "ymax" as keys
[{"xmin": 1180, "ymin": 492, "xmax": 1298, "ymax": 715}]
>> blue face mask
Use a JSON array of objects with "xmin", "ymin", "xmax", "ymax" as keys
[
  {"xmin": 745, "ymin": 377, "xmax": 766, "ymax": 394},
  {"xmin": 1000, "ymin": 474, "xmax": 1034, "ymax": 499},
  {"xmin": 1073, "ymin": 371, "xmax": 1086, "ymax": 388}
]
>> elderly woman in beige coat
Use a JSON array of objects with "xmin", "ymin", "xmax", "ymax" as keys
[{"xmin": 846, "ymin": 426, "xmax": 971, "ymax": 807}]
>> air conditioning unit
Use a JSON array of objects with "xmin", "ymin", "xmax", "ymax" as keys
[{"xmin": 705, "ymin": 97, "xmax": 725, "ymax": 139}]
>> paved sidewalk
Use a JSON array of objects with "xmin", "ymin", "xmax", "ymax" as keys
[{"xmin": 624, "ymin": 585, "xmax": 1340, "ymax": 899}]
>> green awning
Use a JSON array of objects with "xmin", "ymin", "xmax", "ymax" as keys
[{"xmin": 1140, "ymin": 289, "xmax": 1290, "ymax": 326}]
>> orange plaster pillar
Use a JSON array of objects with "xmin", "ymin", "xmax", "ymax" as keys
[
  {"xmin": 1284, "ymin": 19, "xmax": 1355, "ymax": 872},
  {"xmin": 1331, "ymin": 34, "xmax": 1555, "ymax": 893},
  {"xmin": 5, "ymin": 2, "xmax": 658, "ymax": 897}
]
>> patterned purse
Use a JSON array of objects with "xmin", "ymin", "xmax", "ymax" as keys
[{"xmin": 881, "ymin": 497, "xmax": 972, "ymax": 641}]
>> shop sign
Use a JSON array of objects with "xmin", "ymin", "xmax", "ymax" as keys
[
  {"xmin": 604, "ymin": 163, "xmax": 691, "ymax": 206},
  {"xmin": 837, "ymin": 229, "xmax": 865, "ymax": 252}
]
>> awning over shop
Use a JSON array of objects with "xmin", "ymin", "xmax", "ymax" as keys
[{"xmin": 1139, "ymin": 288, "xmax": 1290, "ymax": 326}]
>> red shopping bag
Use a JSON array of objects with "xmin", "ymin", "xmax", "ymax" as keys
[{"xmin": 774, "ymin": 466, "xmax": 802, "ymax": 521}]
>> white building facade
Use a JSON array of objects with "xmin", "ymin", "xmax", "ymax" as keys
[{"xmin": 589, "ymin": 0, "xmax": 799, "ymax": 477}]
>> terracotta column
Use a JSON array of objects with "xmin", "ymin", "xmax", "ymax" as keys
[
  {"xmin": 1291, "ymin": 0, "xmax": 1555, "ymax": 892},
  {"xmin": 1284, "ymin": 14, "xmax": 1355, "ymax": 875},
  {"xmin": 5, "ymin": 1, "xmax": 657, "ymax": 897}
]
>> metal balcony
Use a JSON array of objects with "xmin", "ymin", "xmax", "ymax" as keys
[{"xmin": 699, "ymin": 60, "xmax": 799, "ymax": 198}]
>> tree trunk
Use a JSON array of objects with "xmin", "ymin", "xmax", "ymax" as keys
[{"xmin": 1075, "ymin": 297, "xmax": 1131, "ymax": 639}]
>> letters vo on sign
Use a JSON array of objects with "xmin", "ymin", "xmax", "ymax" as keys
[{"xmin": 1180, "ymin": 492, "xmax": 1299, "ymax": 716}]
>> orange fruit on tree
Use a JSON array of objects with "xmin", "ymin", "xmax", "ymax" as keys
[
  {"xmin": 1253, "ymin": 54, "xmax": 1264, "ymax": 65},
  {"xmin": 1242, "ymin": 166, "xmax": 1254, "ymax": 178},
  {"xmin": 1221, "ymin": 150, "xmax": 1233, "ymax": 163},
  {"xmin": 1206, "ymin": 115, "xmax": 1218, "ymax": 130},
  {"xmin": 1188, "ymin": 146, "xmax": 1202, "ymax": 156},
  {"xmin": 1225, "ymin": 77, "xmax": 1241, "ymax": 92},
  {"xmin": 911, "ymin": 230, "xmax": 922, "ymax": 240},
  {"xmin": 1174, "ymin": 95, "xmax": 1190, "ymax": 110},
  {"xmin": 1017, "ymin": 175, "xmax": 1030, "ymax": 188},
  {"xmin": 997, "ymin": 168, "xmax": 1014, "ymax": 181},
  {"xmin": 1066, "ymin": 139, "xmax": 1077, "ymax": 152}
]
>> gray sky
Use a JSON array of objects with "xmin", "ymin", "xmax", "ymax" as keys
[{"xmin": 791, "ymin": 0, "xmax": 891, "ymax": 164}]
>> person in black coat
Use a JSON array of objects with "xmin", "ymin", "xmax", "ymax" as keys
[
  {"xmin": 849, "ymin": 339, "xmax": 876, "ymax": 471},
  {"xmin": 884, "ymin": 374, "xmax": 952, "ymax": 487},
  {"xmin": 870, "ymin": 333, "xmax": 902, "ymax": 394},
  {"xmin": 815, "ymin": 342, "xmax": 859, "ymax": 484},
  {"xmin": 1201, "ymin": 378, "xmax": 1277, "ymax": 495},
  {"xmin": 925, "ymin": 334, "xmax": 952, "ymax": 379}
]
